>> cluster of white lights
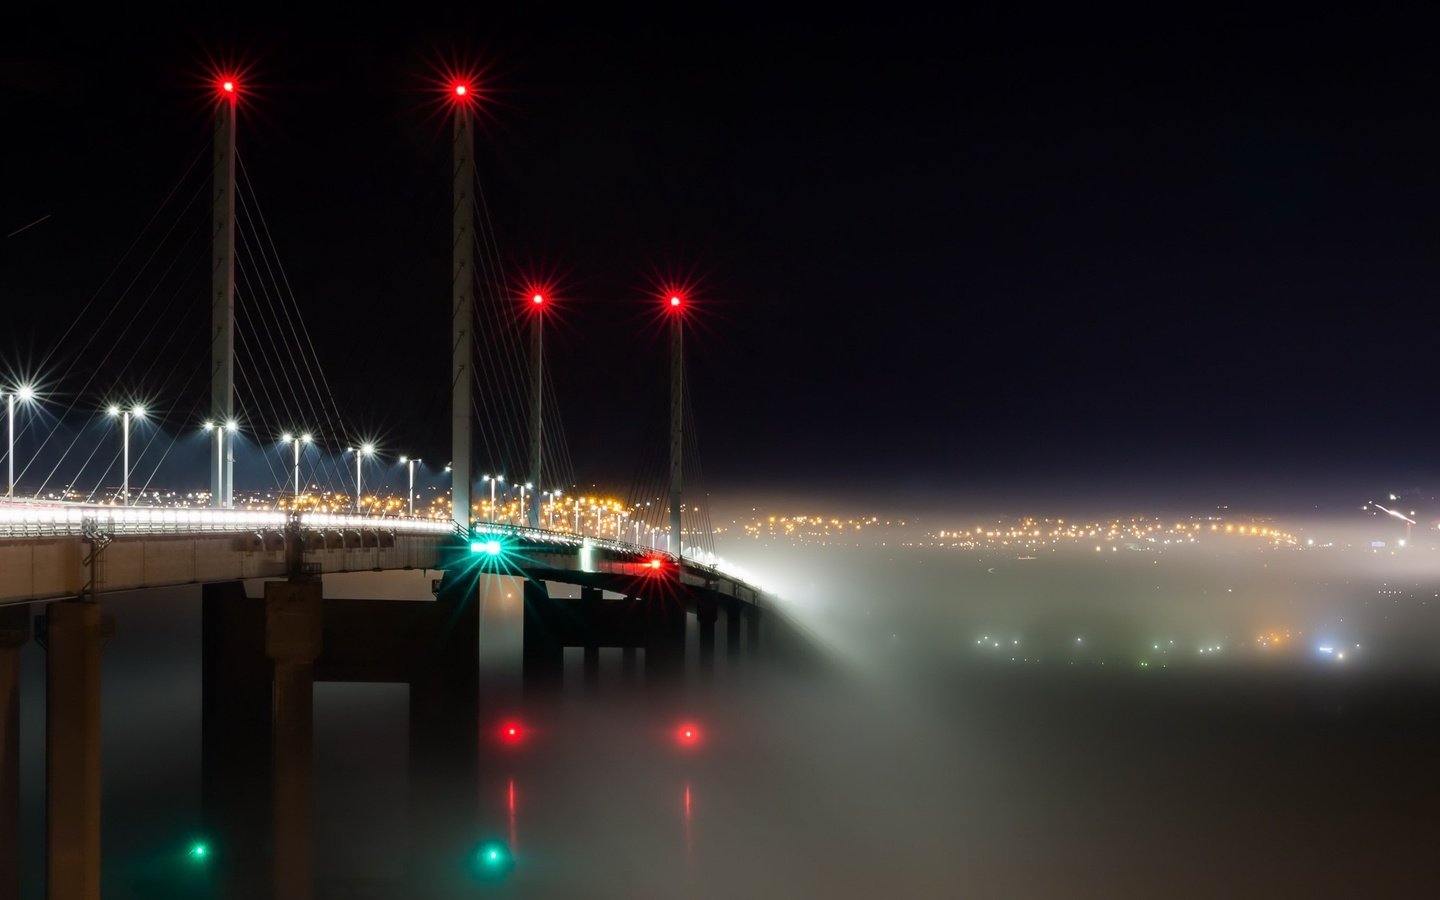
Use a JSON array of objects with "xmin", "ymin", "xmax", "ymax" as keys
[{"xmin": 0, "ymin": 501, "xmax": 456, "ymax": 535}]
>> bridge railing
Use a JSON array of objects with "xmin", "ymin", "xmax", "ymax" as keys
[
  {"xmin": 0, "ymin": 501, "xmax": 457, "ymax": 539},
  {"xmin": 0, "ymin": 502, "xmax": 761, "ymax": 595},
  {"xmin": 468, "ymin": 521, "xmax": 757, "ymax": 592}
]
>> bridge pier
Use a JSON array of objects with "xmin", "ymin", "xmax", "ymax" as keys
[
  {"xmin": 696, "ymin": 597, "xmax": 717, "ymax": 679},
  {"xmin": 408, "ymin": 570, "xmax": 480, "ymax": 896},
  {"xmin": 725, "ymin": 601, "xmax": 742, "ymax": 660},
  {"xmin": 643, "ymin": 595, "xmax": 686, "ymax": 683},
  {"xmin": 621, "ymin": 646, "xmax": 637, "ymax": 680},
  {"xmin": 747, "ymin": 606, "xmax": 761, "ymax": 652},
  {"xmin": 522, "ymin": 580, "xmax": 563, "ymax": 691},
  {"xmin": 202, "ymin": 581, "xmax": 270, "ymax": 900},
  {"xmin": 580, "ymin": 587, "xmax": 601, "ymax": 688},
  {"xmin": 0, "ymin": 604, "xmax": 27, "ymax": 899},
  {"xmin": 265, "ymin": 580, "xmax": 323, "ymax": 900},
  {"xmin": 44, "ymin": 599, "xmax": 109, "ymax": 900}
]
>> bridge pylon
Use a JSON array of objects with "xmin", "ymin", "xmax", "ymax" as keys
[
  {"xmin": 210, "ymin": 80, "xmax": 237, "ymax": 508},
  {"xmin": 450, "ymin": 86, "xmax": 476, "ymax": 531}
]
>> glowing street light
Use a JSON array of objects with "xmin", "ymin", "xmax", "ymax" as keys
[
  {"xmin": 400, "ymin": 455, "xmax": 421, "ymax": 517},
  {"xmin": 543, "ymin": 489, "xmax": 561, "ymax": 529},
  {"xmin": 518, "ymin": 482, "xmax": 532, "ymax": 527},
  {"xmin": 483, "ymin": 474, "xmax": 504, "ymax": 523},
  {"xmin": 109, "ymin": 404, "xmax": 147, "ymax": 506},
  {"xmin": 5, "ymin": 384, "xmax": 37, "ymax": 498},
  {"xmin": 348, "ymin": 444, "xmax": 374, "ymax": 514},
  {"xmin": 282, "ymin": 432, "xmax": 313, "ymax": 505}
]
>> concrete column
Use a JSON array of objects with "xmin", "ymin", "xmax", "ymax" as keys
[
  {"xmin": 46, "ymin": 600, "xmax": 104, "ymax": 900},
  {"xmin": 644, "ymin": 597, "xmax": 685, "ymax": 683},
  {"xmin": 265, "ymin": 581, "xmax": 323, "ymax": 900},
  {"xmin": 0, "ymin": 605, "xmax": 28, "ymax": 899},
  {"xmin": 522, "ymin": 580, "xmax": 562, "ymax": 691},
  {"xmin": 408, "ymin": 571, "xmax": 479, "ymax": 895},
  {"xmin": 201, "ymin": 582, "xmax": 270, "ymax": 900},
  {"xmin": 583, "ymin": 646, "xmax": 600, "ymax": 686},
  {"xmin": 746, "ymin": 606, "xmax": 761, "ymax": 652},
  {"xmin": 725, "ymin": 602, "xmax": 742, "ymax": 660},
  {"xmin": 621, "ymin": 646, "xmax": 637, "ymax": 680},
  {"xmin": 580, "ymin": 587, "xmax": 600, "ymax": 688},
  {"xmin": 696, "ymin": 598, "xmax": 717, "ymax": 679}
]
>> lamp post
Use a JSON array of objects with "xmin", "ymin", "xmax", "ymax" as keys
[
  {"xmin": 109, "ymin": 404, "xmax": 146, "ymax": 506},
  {"xmin": 483, "ymin": 474, "xmax": 504, "ymax": 523},
  {"xmin": 544, "ymin": 489, "xmax": 561, "ymax": 529},
  {"xmin": 349, "ymin": 444, "xmax": 374, "ymax": 514},
  {"xmin": 6, "ymin": 384, "xmax": 36, "ymax": 498},
  {"xmin": 400, "ymin": 456, "xmax": 421, "ymax": 517},
  {"xmin": 282, "ymin": 433, "xmax": 312, "ymax": 506}
]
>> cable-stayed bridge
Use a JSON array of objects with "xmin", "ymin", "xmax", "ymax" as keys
[{"xmin": 0, "ymin": 73, "xmax": 768, "ymax": 899}]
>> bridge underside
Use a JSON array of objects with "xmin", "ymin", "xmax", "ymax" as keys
[{"xmin": 0, "ymin": 530, "xmax": 449, "ymax": 606}]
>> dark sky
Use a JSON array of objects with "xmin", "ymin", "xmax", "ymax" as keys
[{"xmin": 3, "ymin": 9, "xmax": 1438, "ymax": 514}]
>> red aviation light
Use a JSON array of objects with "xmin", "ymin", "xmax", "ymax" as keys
[
  {"xmin": 669, "ymin": 295, "xmax": 683, "ymax": 310},
  {"xmin": 214, "ymin": 75, "xmax": 241, "ymax": 104},
  {"xmin": 449, "ymin": 81, "xmax": 477, "ymax": 107},
  {"xmin": 520, "ymin": 278, "xmax": 559, "ymax": 316},
  {"xmin": 674, "ymin": 722, "xmax": 703, "ymax": 747}
]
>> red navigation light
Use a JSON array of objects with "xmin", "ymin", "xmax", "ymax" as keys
[
  {"xmin": 669, "ymin": 295, "xmax": 682, "ymax": 308},
  {"xmin": 675, "ymin": 722, "xmax": 702, "ymax": 747},
  {"xmin": 646, "ymin": 557, "xmax": 664, "ymax": 571},
  {"xmin": 213, "ymin": 74, "xmax": 241, "ymax": 103},
  {"xmin": 448, "ymin": 81, "xmax": 478, "ymax": 106},
  {"xmin": 520, "ymin": 278, "xmax": 558, "ymax": 314},
  {"xmin": 497, "ymin": 720, "xmax": 526, "ymax": 746}
]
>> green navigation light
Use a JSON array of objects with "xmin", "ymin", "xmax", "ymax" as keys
[{"xmin": 469, "ymin": 839, "xmax": 514, "ymax": 880}]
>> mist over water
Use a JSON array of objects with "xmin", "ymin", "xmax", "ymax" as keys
[{"xmin": 14, "ymin": 512, "xmax": 1440, "ymax": 897}]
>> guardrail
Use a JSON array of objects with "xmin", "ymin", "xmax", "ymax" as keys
[
  {"xmin": 1, "ymin": 501, "xmax": 762, "ymax": 592},
  {"xmin": 0, "ymin": 501, "xmax": 455, "ymax": 538}
]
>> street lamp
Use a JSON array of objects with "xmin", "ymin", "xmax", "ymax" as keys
[
  {"xmin": 5, "ymin": 384, "xmax": 36, "ymax": 498},
  {"xmin": 483, "ymin": 474, "xmax": 504, "ymax": 523},
  {"xmin": 204, "ymin": 420, "xmax": 239, "ymax": 507},
  {"xmin": 400, "ymin": 456, "xmax": 421, "ymax": 517},
  {"xmin": 282, "ymin": 432, "xmax": 313, "ymax": 506},
  {"xmin": 543, "ymin": 489, "xmax": 561, "ymax": 529},
  {"xmin": 109, "ymin": 404, "xmax": 146, "ymax": 506},
  {"xmin": 348, "ymin": 443, "xmax": 374, "ymax": 514}
]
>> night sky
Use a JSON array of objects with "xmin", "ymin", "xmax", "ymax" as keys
[{"xmin": 3, "ymin": 9, "xmax": 1438, "ymax": 514}]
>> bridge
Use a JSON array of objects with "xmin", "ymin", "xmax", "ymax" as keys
[{"xmin": 0, "ymin": 71, "xmax": 770, "ymax": 899}]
